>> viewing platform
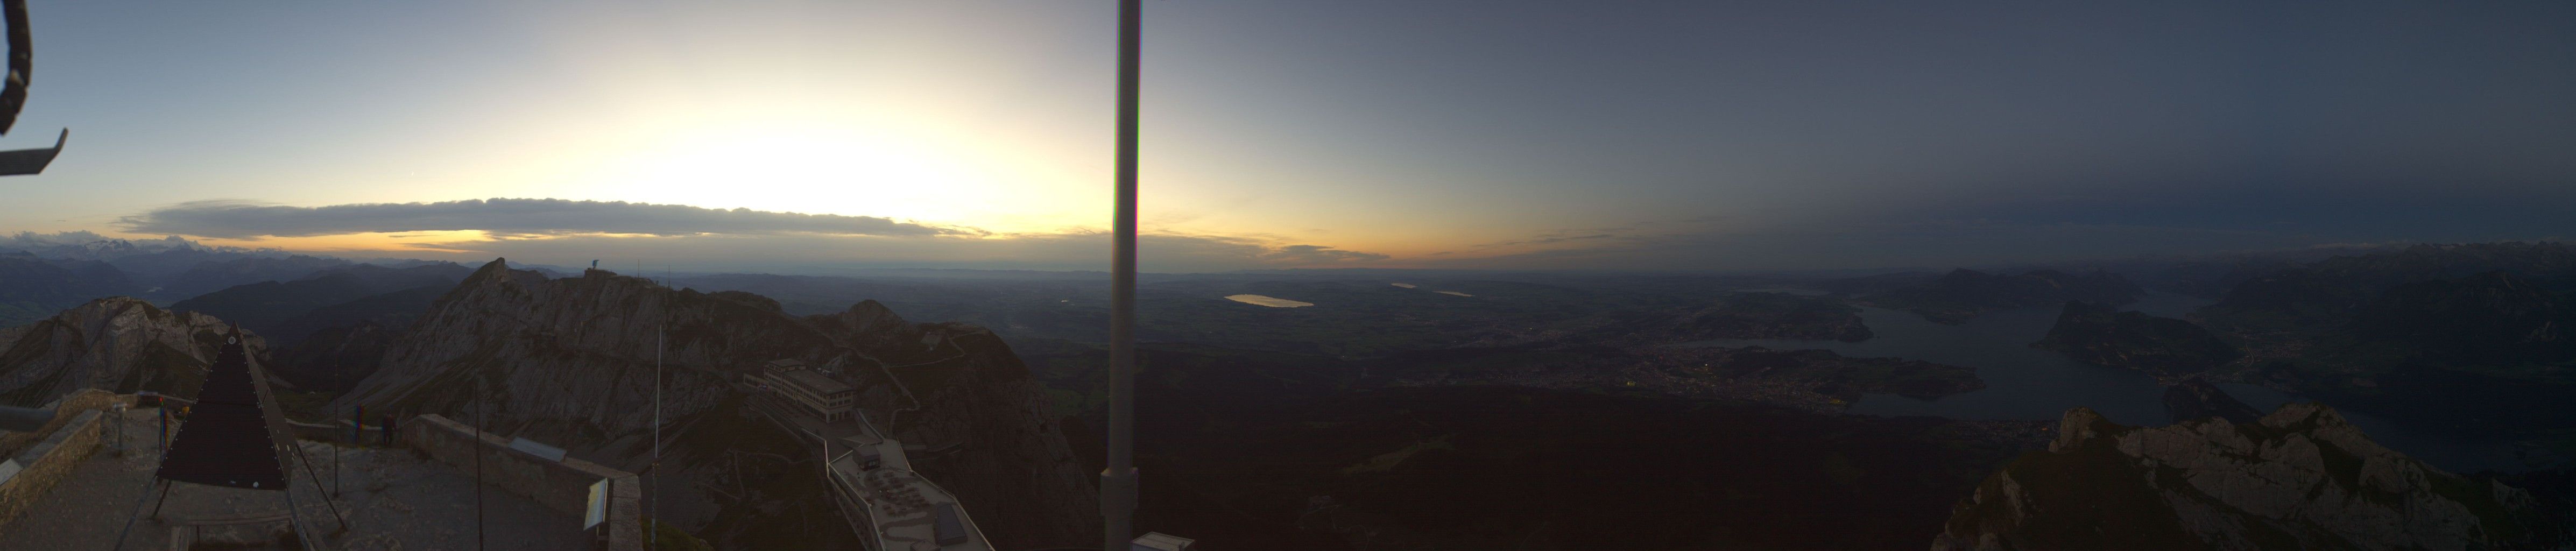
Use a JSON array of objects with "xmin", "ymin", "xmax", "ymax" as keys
[{"xmin": 0, "ymin": 406, "xmax": 619, "ymax": 550}]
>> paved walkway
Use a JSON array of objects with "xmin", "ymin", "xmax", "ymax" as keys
[
  {"xmin": 0, "ymin": 408, "xmax": 587, "ymax": 551},
  {"xmin": 751, "ymin": 388, "xmax": 993, "ymax": 551}
]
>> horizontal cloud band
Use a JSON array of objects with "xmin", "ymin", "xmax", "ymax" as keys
[
  {"xmin": 93, "ymin": 198, "xmax": 1388, "ymax": 272},
  {"xmin": 117, "ymin": 198, "xmax": 973, "ymax": 239}
]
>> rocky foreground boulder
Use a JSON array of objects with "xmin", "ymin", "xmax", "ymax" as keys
[
  {"xmin": 0, "ymin": 297, "xmax": 263, "ymax": 406},
  {"xmin": 1932, "ymin": 403, "xmax": 2560, "ymax": 550}
]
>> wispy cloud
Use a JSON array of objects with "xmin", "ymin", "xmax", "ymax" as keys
[
  {"xmin": 3, "ymin": 230, "xmax": 216, "ymax": 252},
  {"xmin": 89, "ymin": 198, "xmax": 1392, "ymax": 273},
  {"xmin": 117, "ymin": 198, "xmax": 977, "ymax": 239},
  {"xmin": 1261, "ymin": 244, "xmax": 1391, "ymax": 263},
  {"xmin": 381, "ymin": 231, "xmax": 1388, "ymax": 273}
]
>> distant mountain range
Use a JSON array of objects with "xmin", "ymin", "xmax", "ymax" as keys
[
  {"xmin": 2000, "ymin": 242, "xmax": 2576, "ymax": 464},
  {"xmin": 2199, "ymin": 242, "xmax": 2576, "ymax": 337},
  {"xmin": 0, "ymin": 236, "xmax": 584, "ymax": 306},
  {"xmin": 147, "ymin": 255, "xmax": 356, "ymax": 301},
  {"xmin": 159, "ymin": 262, "xmax": 475, "ymax": 391},
  {"xmin": 167, "ymin": 262, "xmax": 472, "ymax": 343},
  {"xmin": 2184, "ymin": 243, "xmax": 2576, "ymax": 440},
  {"xmin": 0, "ymin": 252, "xmax": 143, "ymax": 326}
]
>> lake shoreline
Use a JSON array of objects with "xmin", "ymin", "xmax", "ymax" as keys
[{"xmin": 1678, "ymin": 292, "xmax": 2536, "ymax": 474}]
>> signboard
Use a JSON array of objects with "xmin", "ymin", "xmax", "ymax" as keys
[{"xmin": 583, "ymin": 478, "xmax": 610, "ymax": 530}]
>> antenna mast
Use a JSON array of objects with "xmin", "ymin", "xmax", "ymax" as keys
[
  {"xmin": 651, "ymin": 322, "xmax": 664, "ymax": 548},
  {"xmin": 1104, "ymin": 0, "xmax": 1142, "ymax": 548}
]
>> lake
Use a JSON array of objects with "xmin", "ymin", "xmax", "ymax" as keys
[{"xmin": 1685, "ymin": 292, "xmax": 2530, "ymax": 474}]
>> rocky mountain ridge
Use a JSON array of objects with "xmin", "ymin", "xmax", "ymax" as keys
[
  {"xmin": 2198, "ymin": 242, "xmax": 2576, "ymax": 337},
  {"xmin": 2195, "ymin": 253, "xmax": 2576, "ymax": 442},
  {"xmin": 0, "ymin": 297, "xmax": 263, "ymax": 406},
  {"xmin": 1933, "ymin": 402, "xmax": 2561, "ymax": 550},
  {"xmin": 330, "ymin": 259, "xmax": 1099, "ymax": 549},
  {"xmin": 170, "ymin": 262, "xmax": 471, "ymax": 346},
  {"xmin": 1, "ymin": 252, "xmax": 143, "ymax": 327}
]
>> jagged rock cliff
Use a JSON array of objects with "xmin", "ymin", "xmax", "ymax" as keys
[
  {"xmin": 0, "ymin": 297, "xmax": 262, "ymax": 406},
  {"xmin": 331, "ymin": 259, "xmax": 1098, "ymax": 548},
  {"xmin": 1932, "ymin": 404, "xmax": 2556, "ymax": 550}
]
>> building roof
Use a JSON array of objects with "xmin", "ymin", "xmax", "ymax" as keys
[
  {"xmin": 779, "ymin": 369, "xmax": 853, "ymax": 396},
  {"xmin": 829, "ymin": 438, "xmax": 991, "ymax": 551},
  {"xmin": 842, "ymin": 433, "xmax": 884, "ymax": 448}
]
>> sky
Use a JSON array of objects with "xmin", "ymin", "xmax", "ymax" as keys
[{"xmin": 1, "ymin": 1, "xmax": 2571, "ymax": 273}]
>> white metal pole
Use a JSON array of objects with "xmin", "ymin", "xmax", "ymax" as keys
[
  {"xmin": 652, "ymin": 323, "xmax": 662, "ymax": 548},
  {"xmin": 1104, "ymin": 0, "xmax": 1142, "ymax": 548}
]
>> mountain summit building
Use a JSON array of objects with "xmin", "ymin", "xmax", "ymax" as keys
[{"xmin": 752, "ymin": 359, "xmax": 855, "ymax": 422}]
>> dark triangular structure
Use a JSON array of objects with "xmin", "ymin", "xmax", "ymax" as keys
[
  {"xmin": 114, "ymin": 324, "xmax": 344, "ymax": 550},
  {"xmin": 154, "ymin": 326, "xmax": 294, "ymax": 490}
]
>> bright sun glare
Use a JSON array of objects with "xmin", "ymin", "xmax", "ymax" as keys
[{"xmin": 580, "ymin": 121, "xmax": 975, "ymax": 222}]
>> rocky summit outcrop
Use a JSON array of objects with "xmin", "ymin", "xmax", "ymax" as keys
[
  {"xmin": 0, "ymin": 297, "xmax": 263, "ymax": 406},
  {"xmin": 332, "ymin": 259, "xmax": 1098, "ymax": 548},
  {"xmin": 1933, "ymin": 404, "xmax": 2554, "ymax": 550},
  {"xmin": 2034, "ymin": 301, "xmax": 2241, "ymax": 378}
]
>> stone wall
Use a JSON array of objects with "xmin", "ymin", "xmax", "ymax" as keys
[
  {"xmin": 401, "ymin": 414, "xmax": 644, "ymax": 551},
  {"xmin": 0, "ymin": 389, "xmax": 121, "ymax": 458},
  {"xmin": 0, "ymin": 409, "xmax": 102, "ymax": 537}
]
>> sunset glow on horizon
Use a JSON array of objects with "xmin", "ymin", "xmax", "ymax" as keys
[{"xmin": 4, "ymin": 1, "xmax": 2571, "ymax": 272}]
